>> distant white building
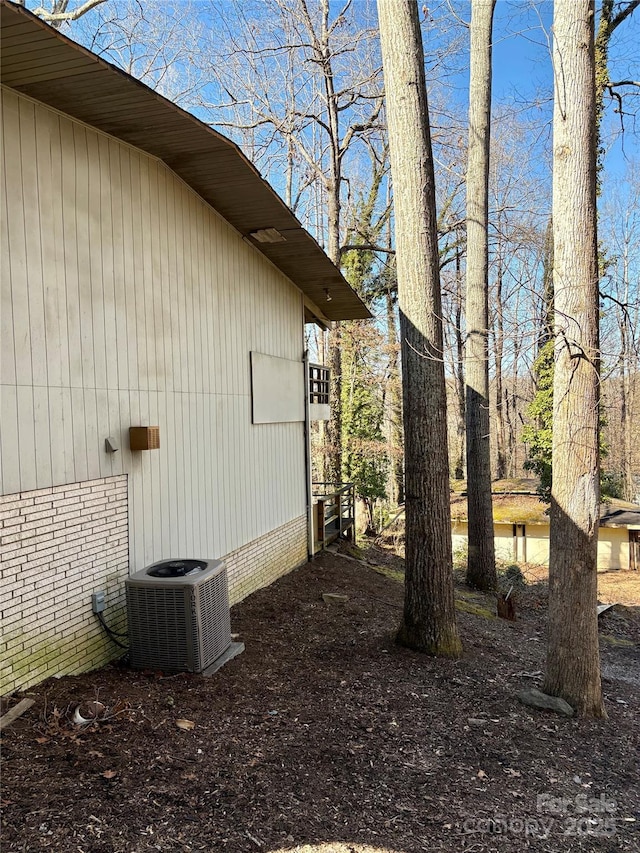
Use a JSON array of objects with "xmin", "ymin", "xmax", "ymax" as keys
[{"xmin": 451, "ymin": 491, "xmax": 640, "ymax": 572}]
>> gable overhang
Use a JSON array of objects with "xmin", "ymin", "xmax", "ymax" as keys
[{"xmin": 0, "ymin": 0, "xmax": 371, "ymax": 322}]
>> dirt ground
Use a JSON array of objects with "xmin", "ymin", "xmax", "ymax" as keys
[{"xmin": 1, "ymin": 546, "xmax": 639, "ymax": 853}]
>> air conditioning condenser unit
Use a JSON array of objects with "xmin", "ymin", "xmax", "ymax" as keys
[{"xmin": 126, "ymin": 559, "xmax": 231, "ymax": 673}]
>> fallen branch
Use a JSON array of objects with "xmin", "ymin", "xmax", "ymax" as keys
[{"xmin": 0, "ymin": 698, "xmax": 35, "ymax": 732}]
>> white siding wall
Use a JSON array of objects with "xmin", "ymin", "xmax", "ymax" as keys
[
  {"xmin": 598, "ymin": 528, "xmax": 630, "ymax": 571},
  {"xmin": 1, "ymin": 88, "xmax": 306, "ymax": 572}
]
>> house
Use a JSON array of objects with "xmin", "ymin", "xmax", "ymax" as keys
[
  {"xmin": 0, "ymin": 1, "xmax": 370, "ymax": 695},
  {"xmin": 450, "ymin": 481, "xmax": 640, "ymax": 571}
]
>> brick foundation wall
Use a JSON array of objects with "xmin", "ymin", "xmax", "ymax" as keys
[
  {"xmin": 0, "ymin": 476, "xmax": 129, "ymax": 695},
  {"xmin": 225, "ymin": 515, "xmax": 308, "ymax": 605},
  {"xmin": 1, "ymin": 494, "xmax": 307, "ymax": 694}
]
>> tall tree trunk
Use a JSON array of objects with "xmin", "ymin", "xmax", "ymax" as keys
[
  {"xmin": 505, "ymin": 383, "xmax": 517, "ymax": 477},
  {"xmin": 493, "ymin": 248, "xmax": 507, "ymax": 480},
  {"xmin": 316, "ymin": 329, "xmax": 327, "ymax": 482},
  {"xmin": 544, "ymin": 0, "xmax": 606, "ymax": 718},
  {"xmin": 619, "ymin": 250, "xmax": 634, "ymax": 502},
  {"xmin": 465, "ymin": 0, "xmax": 497, "ymax": 590},
  {"xmin": 323, "ymin": 7, "xmax": 344, "ymax": 486},
  {"xmin": 594, "ymin": 1, "xmax": 639, "ymax": 501},
  {"xmin": 378, "ymin": 0, "xmax": 461, "ymax": 657},
  {"xmin": 453, "ymin": 241, "xmax": 466, "ymax": 480},
  {"xmin": 540, "ymin": 216, "xmax": 555, "ymax": 353},
  {"xmin": 621, "ymin": 355, "xmax": 633, "ymax": 502},
  {"xmin": 384, "ymin": 289, "xmax": 404, "ymax": 506},
  {"xmin": 325, "ymin": 323, "xmax": 343, "ymax": 485}
]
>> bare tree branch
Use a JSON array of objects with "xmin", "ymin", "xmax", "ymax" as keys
[
  {"xmin": 340, "ymin": 243, "xmax": 395, "ymax": 256},
  {"xmin": 33, "ymin": 0, "xmax": 108, "ymax": 24}
]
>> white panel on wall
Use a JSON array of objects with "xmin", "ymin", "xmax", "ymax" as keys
[
  {"xmin": 250, "ymin": 352, "xmax": 305, "ymax": 424},
  {"xmin": 1, "ymin": 89, "xmax": 307, "ymax": 574}
]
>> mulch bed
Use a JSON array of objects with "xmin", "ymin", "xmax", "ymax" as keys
[{"xmin": 1, "ymin": 550, "xmax": 639, "ymax": 853}]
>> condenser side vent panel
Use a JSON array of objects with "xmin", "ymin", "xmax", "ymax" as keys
[{"xmin": 196, "ymin": 578, "xmax": 231, "ymax": 671}]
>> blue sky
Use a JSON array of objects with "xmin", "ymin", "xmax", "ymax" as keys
[
  {"xmin": 489, "ymin": 1, "xmax": 639, "ymax": 181},
  {"xmin": 492, "ymin": 1, "xmax": 553, "ymax": 102},
  {"xmin": 30, "ymin": 0, "xmax": 639, "ymax": 193}
]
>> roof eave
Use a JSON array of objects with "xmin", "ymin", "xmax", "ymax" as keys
[{"xmin": 0, "ymin": 0, "xmax": 371, "ymax": 322}]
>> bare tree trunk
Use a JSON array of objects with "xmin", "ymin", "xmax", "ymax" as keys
[
  {"xmin": 378, "ymin": 0, "xmax": 461, "ymax": 657},
  {"xmin": 453, "ymin": 241, "xmax": 466, "ymax": 480},
  {"xmin": 199, "ymin": 0, "xmax": 383, "ymax": 488},
  {"xmin": 325, "ymin": 323, "xmax": 343, "ymax": 485},
  {"xmin": 384, "ymin": 290, "xmax": 404, "ymax": 506},
  {"xmin": 315, "ymin": 329, "xmax": 327, "ymax": 482},
  {"xmin": 493, "ymin": 249, "xmax": 507, "ymax": 480},
  {"xmin": 619, "ymin": 247, "xmax": 634, "ymax": 501},
  {"xmin": 544, "ymin": 0, "xmax": 606, "ymax": 718},
  {"xmin": 505, "ymin": 384, "xmax": 517, "ymax": 477},
  {"xmin": 540, "ymin": 217, "xmax": 555, "ymax": 353},
  {"xmin": 326, "ymin": 176, "xmax": 342, "ymax": 483},
  {"xmin": 319, "ymin": 0, "xmax": 343, "ymax": 487},
  {"xmin": 465, "ymin": 0, "xmax": 497, "ymax": 590},
  {"xmin": 621, "ymin": 357, "xmax": 633, "ymax": 502},
  {"xmin": 594, "ymin": 1, "xmax": 639, "ymax": 502}
]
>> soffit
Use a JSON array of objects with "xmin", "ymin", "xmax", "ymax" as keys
[{"xmin": 0, "ymin": 0, "xmax": 371, "ymax": 321}]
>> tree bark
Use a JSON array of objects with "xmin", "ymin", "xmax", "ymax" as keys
[
  {"xmin": 384, "ymin": 289, "xmax": 404, "ymax": 506},
  {"xmin": 540, "ymin": 216, "xmax": 555, "ymax": 353},
  {"xmin": 544, "ymin": 0, "xmax": 606, "ymax": 718},
  {"xmin": 378, "ymin": 0, "xmax": 461, "ymax": 657},
  {"xmin": 453, "ymin": 241, "xmax": 466, "ymax": 480},
  {"xmin": 325, "ymin": 323, "xmax": 343, "ymax": 486},
  {"xmin": 620, "ymin": 249, "xmax": 634, "ymax": 502},
  {"xmin": 595, "ymin": 0, "xmax": 640, "ymax": 179},
  {"xmin": 319, "ymin": 0, "xmax": 343, "ymax": 487},
  {"xmin": 493, "ymin": 247, "xmax": 506, "ymax": 480},
  {"xmin": 465, "ymin": 0, "xmax": 497, "ymax": 591},
  {"xmin": 32, "ymin": 0, "xmax": 108, "ymax": 28}
]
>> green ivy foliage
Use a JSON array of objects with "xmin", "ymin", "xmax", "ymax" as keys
[
  {"xmin": 339, "ymin": 172, "xmax": 390, "ymax": 523},
  {"xmin": 522, "ymin": 340, "xmax": 614, "ymax": 502},
  {"xmin": 521, "ymin": 341, "xmax": 554, "ymax": 501},
  {"xmin": 341, "ymin": 355, "xmax": 388, "ymax": 510}
]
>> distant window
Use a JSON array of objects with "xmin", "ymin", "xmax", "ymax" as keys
[{"xmin": 309, "ymin": 363, "xmax": 330, "ymax": 405}]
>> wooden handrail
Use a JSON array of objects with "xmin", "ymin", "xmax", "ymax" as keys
[{"xmin": 312, "ymin": 482, "xmax": 355, "ymax": 551}]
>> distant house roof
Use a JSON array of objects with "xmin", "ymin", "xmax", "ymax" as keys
[
  {"xmin": 450, "ymin": 482, "xmax": 640, "ymax": 529},
  {"xmin": 450, "ymin": 492, "xmax": 549, "ymax": 525},
  {"xmin": 600, "ymin": 506, "xmax": 640, "ymax": 529},
  {"xmin": 0, "ymin": 0, "xmax": 371, "ymax": 325}
]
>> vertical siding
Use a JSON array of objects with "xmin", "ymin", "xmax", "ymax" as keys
[{"xmin": 1, "ymin": 89, "xmax": 307, "ymax": 571}]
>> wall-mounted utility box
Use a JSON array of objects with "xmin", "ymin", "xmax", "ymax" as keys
[{"xmin": 129, "ymin": 426, "xmax": 160, "ymax": 451}]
